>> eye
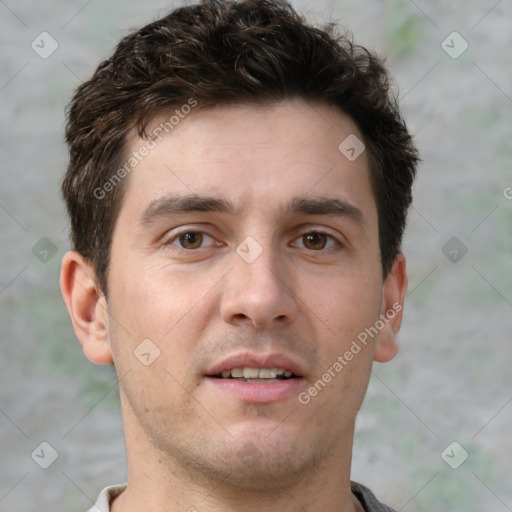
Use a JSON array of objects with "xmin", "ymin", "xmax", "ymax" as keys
[
  {"xmin": 293, "ymin": 231, "xmax": 339, "ymax": 251},
  {"xmin": 170, "ymin": 231, "xmax": 216, "ymax": 250}
]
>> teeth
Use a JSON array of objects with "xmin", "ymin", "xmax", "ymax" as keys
[
  {"xmin": 218, "ymin": 367, "xmax": 294, "ymax": 379},
  {"xmin": 231, "ymin": 368, "xmax": 244, "ymax": 378},
  {"xmin": 259, "ymin": 368, "xmax": 277, "ymax": 378},
  {"xmin": 243, "ymin": 367, "xmax": 259, "ymax": 378},
  {"xmin": 245, "ymin": 378, "xmax": 280, "ymax": 383}
]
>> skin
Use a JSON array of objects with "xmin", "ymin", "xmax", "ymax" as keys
[{"xmin": 60, "ymin": 99, "xmax": 407, "ymax": 512}]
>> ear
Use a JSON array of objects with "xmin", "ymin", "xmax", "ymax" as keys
[
  {"xmin": 60, "ymin": 251, "xmax": 113, "ymax": 364},
  {"xmin": 373, "ymin": 253, "xmax": 408, "ymax": 363}
]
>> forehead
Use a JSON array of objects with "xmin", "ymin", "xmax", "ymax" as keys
[{"xmin": 118, "ymin": 99, "xmax": 376, "ymax": 226}]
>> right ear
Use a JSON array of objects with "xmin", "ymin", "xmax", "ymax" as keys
[{"xmin": 60, "ymin": 251, "xmax": 113, "ymax": 364}]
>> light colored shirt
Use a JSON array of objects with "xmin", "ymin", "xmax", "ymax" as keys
[
  {"xmin": 87, "ymin": 484, "xmax": 125, "ymax": 512},
  {"xmin": 87, "ymin": 481, "xmax": 396, "ymax": 511}
]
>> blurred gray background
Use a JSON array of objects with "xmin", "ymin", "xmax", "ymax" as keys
[{"xmin": 1, "ymin": 0, "xmax": 511, "ymax": 510}]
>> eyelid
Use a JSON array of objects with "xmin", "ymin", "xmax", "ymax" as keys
[
  {"xmin": 162, "ymin": 226, "xmax": 221, "ymax": 249},
  {"xmin": 173, "ymin": 232, "xmax": 215, "ymax": 249},
  {"xmin": 289, "ymin": 227, "xmax": 345, "ymax": 251}
]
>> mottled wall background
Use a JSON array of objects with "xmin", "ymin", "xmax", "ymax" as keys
[{"xmin": 1, "ymin": 1, "xmax": 511, "ymax": 510}]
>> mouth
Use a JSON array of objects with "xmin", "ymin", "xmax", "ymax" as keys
[
  {"xmin": 205, "ymin": 354, "xmax": 305, "ymax": 402},
  {"xmin": 209, "ymin": 366, "xmax": 298, "ymax": 383}
]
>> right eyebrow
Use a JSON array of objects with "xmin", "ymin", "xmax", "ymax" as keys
[{"xmin": 137, "ymin": 194, "xmax": 235, "ymax": 226}]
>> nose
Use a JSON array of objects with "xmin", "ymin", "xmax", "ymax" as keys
[{"xmin": 219, "ymin": 239, "xmax": 299, "ymax": 329}]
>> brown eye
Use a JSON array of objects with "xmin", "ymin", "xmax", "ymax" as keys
[
  {"xmin": 177, "ymin": 232, "xmax": 204, "ymax": 249},
  {"xmin": 302, "ymin": 232, "xmax": 327, "ymax": 250}
]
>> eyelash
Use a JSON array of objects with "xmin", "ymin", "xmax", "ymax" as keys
[
  {"xmin": 168, "ymin": 231, "xmax": 218, "ymax": 250},
  {"xmin": 291, "ymin": 231, "xmax": 339, "ymax": 251},
  {"xmin": 164, "ymin": 228, "xmax": 342, "ymax": 252}
]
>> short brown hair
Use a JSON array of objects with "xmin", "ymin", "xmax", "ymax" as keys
[{"xmin": 62, "ymin": 0, "xmax": 419, "ymax": 295}]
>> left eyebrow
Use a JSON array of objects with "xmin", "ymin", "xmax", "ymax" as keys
[{"xmin": 287, "ymin": 197, "xmax": 367, "ymax": 229}]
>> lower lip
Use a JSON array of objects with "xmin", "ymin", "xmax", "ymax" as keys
[{"xmin": 205, "ymin": 376, "xmax": 305, "ymax": 403}]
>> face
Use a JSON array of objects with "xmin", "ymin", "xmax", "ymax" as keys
[{"xmin": 65, "ymin": 99, "xmax": 406, "ymax": 490}]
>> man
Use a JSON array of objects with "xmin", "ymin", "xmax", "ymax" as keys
[{"xmin": 60, "ymin": 0, "xmax": 418, "ymax": 510}]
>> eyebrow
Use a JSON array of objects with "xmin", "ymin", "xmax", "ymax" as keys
[
  {"xmin": 288, "ymin": 197, "xmax": 366, "ymax": 228},
  {"xmin": 138, "ymin": 195, "xmax": 234, "ymax": 225},
  {"xmin": 137, "ymin": 194, "xmax": 366, "ymax": 229}
]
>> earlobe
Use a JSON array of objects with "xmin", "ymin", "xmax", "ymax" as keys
[
  {"xmin": 60, "ymin": 251, "xmax": 113, "ymax": 364},
  {"xmin": 374, "ymin": 253, "xmax": 408, "ymax": 363}
]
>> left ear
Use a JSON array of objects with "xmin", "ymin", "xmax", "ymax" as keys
[{"xmin": 374, "ymin": 253, "xmax": 408, "ymax": 363}]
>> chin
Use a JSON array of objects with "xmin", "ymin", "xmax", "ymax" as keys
[
  {"xmin": 172, "ymin": 433, "xmax": 328, "ymax": 492},
  {"xmin": 218, "ymin": 449, "xmax": 314, "ymax": 491}
]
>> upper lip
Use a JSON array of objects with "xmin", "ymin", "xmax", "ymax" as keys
[{"xmin": 206, "ymin": 352, "xmax": 306, "ymax": 377}]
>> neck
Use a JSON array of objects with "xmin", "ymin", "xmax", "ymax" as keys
[{"xmin": 112, "ymin": 397, "xmax": 362, "ymax": 512}]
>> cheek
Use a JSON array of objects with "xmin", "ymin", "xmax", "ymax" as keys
[
  {"xmin": 306, "ymin": 269, "xmax": 382, "ymax": 343},
  {"xmin": 332, "ymin": 291, "xmax": 381, "ymax": 343},
  {"xmin": 106, "ymin": 258, "xmax": 220, "ymax": 376},
  {"xmin": 109, "ymin": 258, "xmax": 197, "ymax": 336},
  {"xmin": 309, "ymin": 281, "xmax": 380, "ymax": 416}
]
